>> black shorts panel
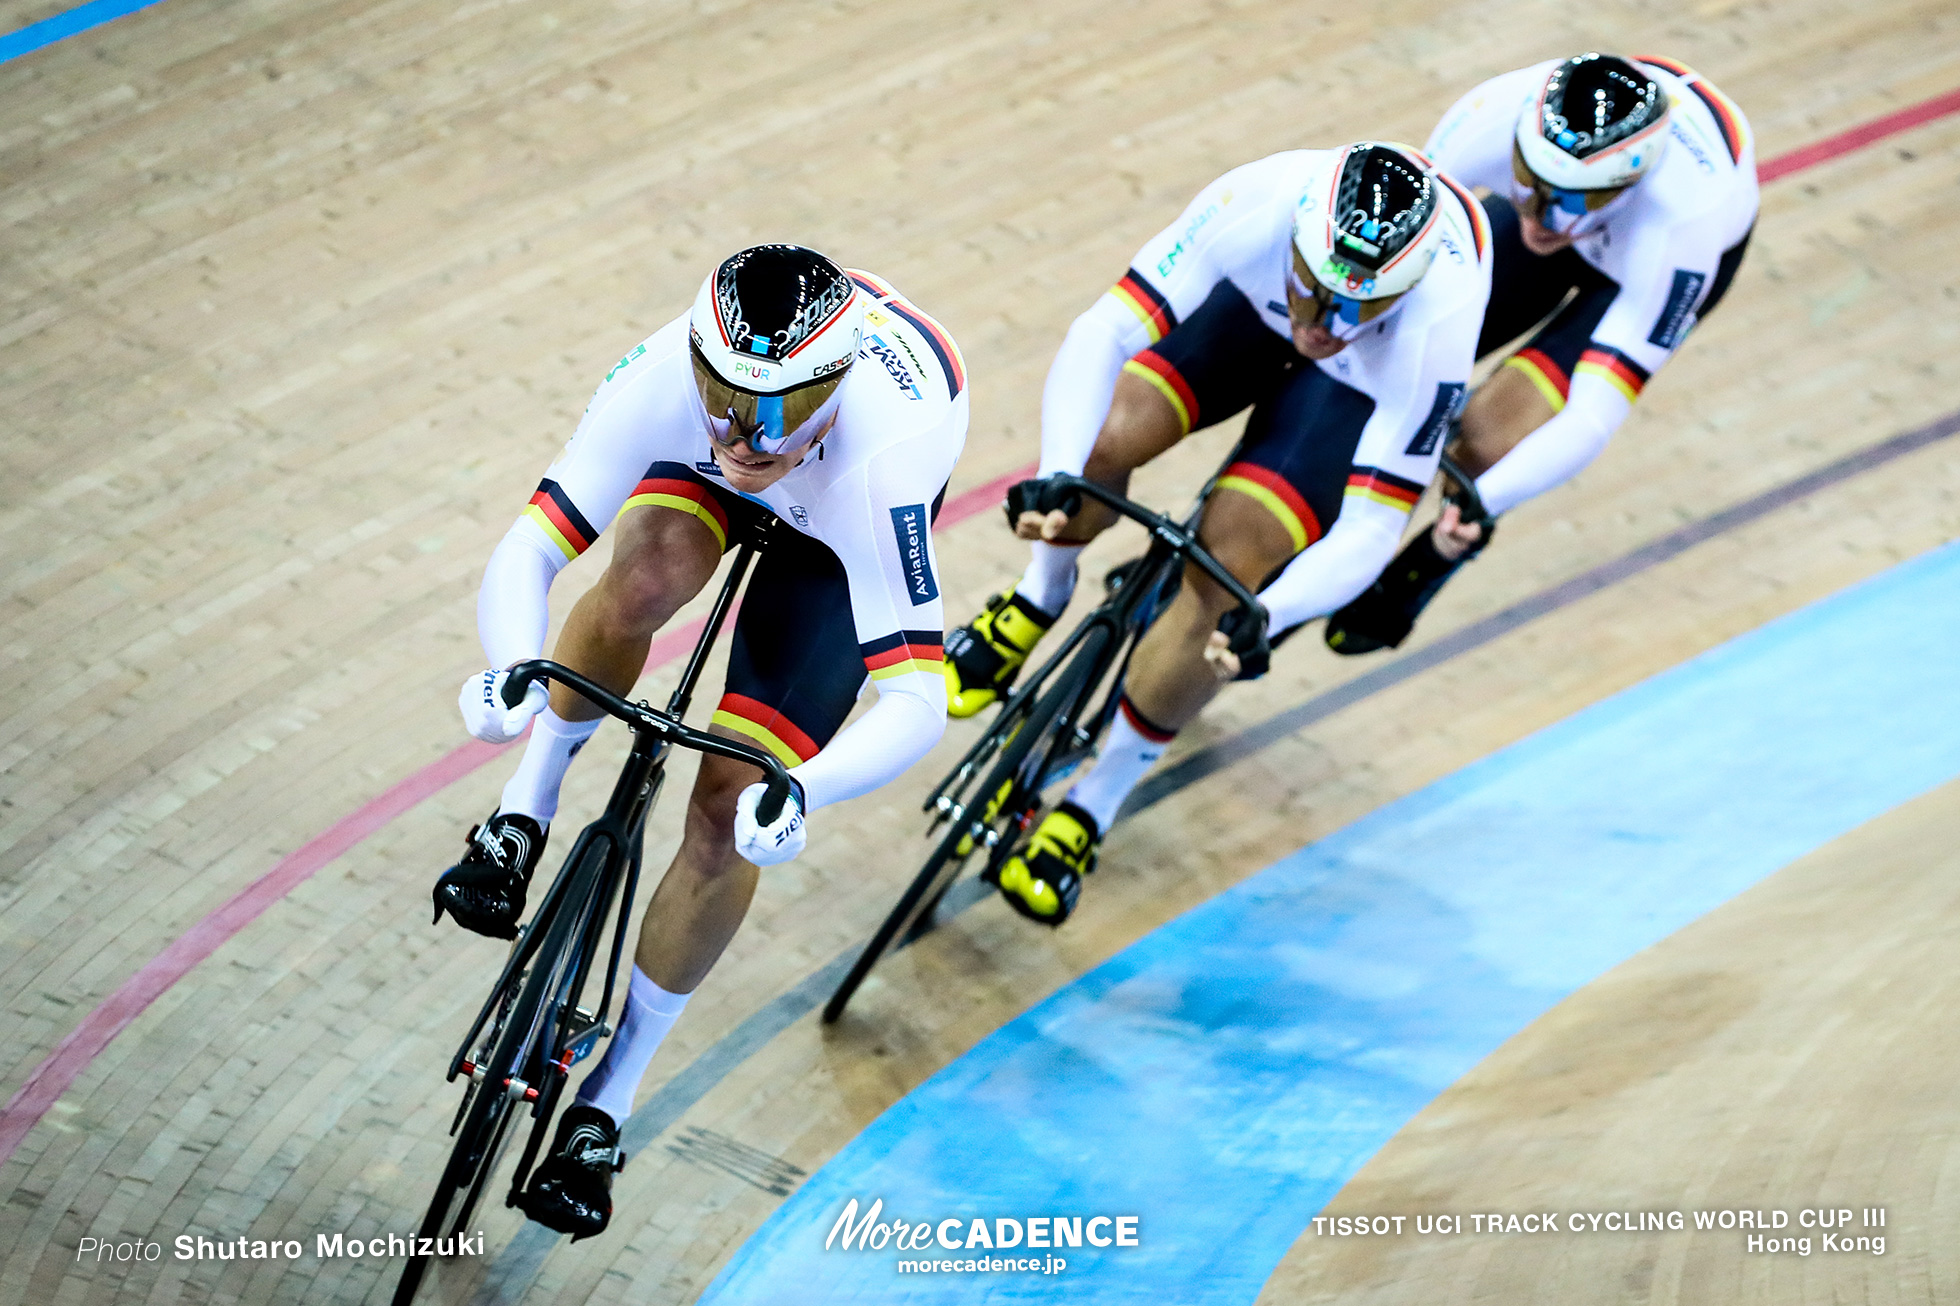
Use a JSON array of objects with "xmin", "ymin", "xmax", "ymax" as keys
[
  {"xmin": 1210, "ymin": 364, "xmax": 1377, "ymax": 552},
  {"xmin": 1126, "ymin": 280, "xmax": 1298, "ymax": 435},
  {"xmin": 1477, "ymin": 194, "xmax": 1617, "ymax": 360},
  {"xmin": 627, "ymin": 461, "xmax": 869, "ymax": 767},
  {"xmin": 716, "ymin": 524, "xmax": 870, "ymax": 767}
]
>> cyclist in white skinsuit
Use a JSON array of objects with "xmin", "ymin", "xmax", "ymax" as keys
[
  {"xmin": 943, "ymin": 144, "xmax": 1492, "ymax": 924},
  {"xmin": 438, "ymin": 246, "xmax": 967, "ymax": 1237},
  {"xmin": 1304, "ymin": 53, "xmax": 1760, "ymax": 653}
]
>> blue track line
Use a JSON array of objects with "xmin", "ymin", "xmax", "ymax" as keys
[
  {"xmin": 699, "ymin": 539, "xmax": 1960, "ymax": 1304},
  {"xmin": 0, "ymin": 0, "xmax": 168, "ymax": 65}
]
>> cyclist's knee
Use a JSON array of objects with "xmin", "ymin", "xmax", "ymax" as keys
[
  {"xmin": 599, "ymin": 510, "xmax": 720, "ymax": 635},
  {"xmin": 682, "ymin": 751, "xmax": 765, "ymax": 862}
]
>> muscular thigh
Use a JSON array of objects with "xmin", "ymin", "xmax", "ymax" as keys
[
  {"xmin": 602, "ymin": 461, "xmax": 769, "ymax": 613},
  {"xmin": 1210, "ymin": 361, "xmax": 1377, "ymax": 563}
]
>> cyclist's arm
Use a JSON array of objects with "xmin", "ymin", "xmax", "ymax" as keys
[
  {"xmin": 476, "ymin": 324, "xmax": 688, "ymax": 667},
  {"xmin": 1474, "ymin": 219, "xmax": 1713, "ymax": 516},
  {"xmin": 1260, "ymin": 308, "xmax": 1480, "ymax": 634},
  {"xmin": 1039, "ymin": 160, "xmax": 1284, "ymax": 477},
  {"xmin": 790, "ymin": 412, "xmax": 967, "ymax": 812}
]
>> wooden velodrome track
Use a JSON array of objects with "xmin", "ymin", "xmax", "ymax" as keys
[{"xmin": 3, "ymin": 0, "xmax": 1957, "ymax": 1299}]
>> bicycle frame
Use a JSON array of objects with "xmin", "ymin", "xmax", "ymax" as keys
[
  {"xmin": 422, "ymin": 529, "xmax": 795, "ymax": 1230},
  {"xmin": 927, "ymin": 460, "xmax": 1265, "ymax": 836}
]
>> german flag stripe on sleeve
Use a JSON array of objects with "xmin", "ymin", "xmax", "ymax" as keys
[
  {"xmin": 1575, "ymin": 346, "xmax": 1651, "ymax": 402},
  {"xmin": 1216, "ymin": 461, "xmax": 1321, "ymax": 553},
  {"xmin": 1436, "ymin": 173, "xmax": 1489, "ymax": 262},
  {"xmin": 711, "ymin": 692, "xmax": 821, "ymax": 767},
  {"xmin": 1110, "ymin": 270, "xmax": 1178, "ymax": 343},
  {"xmin": 1686, "ymin": 81, "xmax": 1746, "ymax": 164},
  {"xmin": 860, "ymin": 629, "xmax": 946, "ymax": 680},
  {"xmin": 621, "ymin": 475, "xmax": 730, "ymax": 550},
  {"xmin": 523, "ymin": 480, "xmax": 599, "ymax": 560},
  {"xmin": 1121, "ymin": 349, "xmax": 1199, "ymax": 436},
  {"xmin": 850, "ymin": 271, "xmax": 897, "ymax": 300},
  {"xmin": 1345, "ymin": 466, "xmax": 1426, "ymax": 513},
  {"xmin": 882, "ymin": 297, "xmax": 966, "ymax": 400},
  {"xmin": 1637, "ymin": 57, "xmax": 1745, "ymax": 164},
  {"xmin": 1504, "ymin": 347, "xmax": 1571, "ymax": 413},
  {"xmin": 1635, "ymin": 53, "xmax": 1694, "ymax": 78}
]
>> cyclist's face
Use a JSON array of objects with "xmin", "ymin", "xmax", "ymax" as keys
[
  {"xmin": 692, "ymin": 351, "xmax": 844, "ymax": 489},
  {"xmin": 1285, "ymin": 248, "xmax": 1405, "ymax": 357},
  {"xmin": 1510, "ymin": 144, "xmax": 1630, "ymax": 241}
]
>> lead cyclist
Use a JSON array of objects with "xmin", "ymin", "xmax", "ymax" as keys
[{"xmin": 435, "ymin": 245, "xmax": 966, "ymax": 1238}]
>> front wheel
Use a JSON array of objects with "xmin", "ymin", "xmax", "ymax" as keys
[{"xmin": 823, "ymin": 623, "xmax": 1114, "ymax": 1023}]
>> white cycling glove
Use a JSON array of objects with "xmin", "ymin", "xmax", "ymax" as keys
[
  {"xmin": 458, "ymin": 668, "xmax": 548, "ymax": 744},
  {"xmin": 733, "ymin": 780, "xmax": 807, "ymax": 866}
]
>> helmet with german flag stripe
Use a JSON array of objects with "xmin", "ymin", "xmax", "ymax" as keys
[
  {"xmin": 1516, "ymin": 53, "xmax": 1670, "ymax": 193},
  {"xmin": 688, "ymin": 244, "xmax": 862, "ymax": 455}
]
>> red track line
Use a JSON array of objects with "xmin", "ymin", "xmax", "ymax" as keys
[
  {"xmin": 1757, "ymin": 86, "xmax": 1960, "ymax": 183},
  {"xmin": 5, "ymin": 85, "xmax": 1958, "ymax": 1166}
]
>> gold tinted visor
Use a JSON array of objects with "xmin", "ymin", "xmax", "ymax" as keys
[
  {"xmin": 1511, "ymin": 144, "xmax": 1630, "ymax": 223},
  {"xmin": 1287, "ymin": 248, "xmax": 1406, "ymax": 336},
  {"xmin": 691, "ymin": 347, "xmax": 846, "ymax": 455}
]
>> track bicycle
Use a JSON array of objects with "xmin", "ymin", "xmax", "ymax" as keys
[
  {"xmin": 821, "ymin": 464, "xmax": 1268, "ymax": 1023},
  {"xmin": 394, "ymin": 531, "xmax": 792, "ymax": 1305}
]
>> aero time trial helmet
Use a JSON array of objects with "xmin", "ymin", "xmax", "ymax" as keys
[
  {"xmin": 1513, "ymin": 54, "xmax": 1668, "ymax": 223},
  {"xmin": 688, "ymin": 244, "xmax": 862, "ymax": 456},
  {"xmin": 1290, "ymin": 142, "xmax": 1443, "ymax": 338}
]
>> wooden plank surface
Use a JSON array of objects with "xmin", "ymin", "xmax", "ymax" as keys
[{"xmin": 0, "ymin": 0, "xmax": 1956, "ymax": 1301}]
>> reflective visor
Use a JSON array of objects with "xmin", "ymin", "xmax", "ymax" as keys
[
  {"xmin": 1511, "ymin": 144, "xmax": 1629, "ymax": 228},
  {"xmin": 1287, "ymin": 248, "xmax": 1405, "ymax": 340},
  {"xmin": 691, "ymin": 343, "xmax": 847, "ymax": 456}
]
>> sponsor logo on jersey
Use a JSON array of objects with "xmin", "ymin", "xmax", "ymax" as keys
[
  {"xmin": 1648, "ymin": 270, "xmax": 1707, "ymax": 349},
  {"xmin": 1155, "ymin": 203, "xmax": 1221, "ymax": 278},
  {"xmin": 888, "ymin": 504, "xmax": 938, "ymax": 606},
  {"xmin": 865, "ymin": 333, "xmax": 923, "ymax": 400},
  {"xmin": 1404, "ymin": 381, "xmax": 1467, "ymax": 456},
  {"xmin": 605, "ymin": 342, "xmax": 646, "ymax": 382},
  {"xmin": 1668, "ymin": 121, "xmax": 1717, "ymax": 174},
  {"xmin": 789, "ymin": 505, "xmax": 811, "ymax": 529},
  {"xmin": 696, "ymin": 459, "xmax": 725, "ymax": 477}
]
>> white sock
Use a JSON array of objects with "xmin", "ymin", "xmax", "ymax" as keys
[
  {"xmin": 1015, "ymin": 541, "xmax": 1084, "ymax": 618},
  {"xmin": 1066, "ymin": 696, "xmax": 1174, "ymax": 832},
  {"xmin": 499, "ymin": 708, "xmax": 602, "ymax": 824},
  {"xmin": 574, "ymin": 966, "xmax": 690, "ymax": 1126}
]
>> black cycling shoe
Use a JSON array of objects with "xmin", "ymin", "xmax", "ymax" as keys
[
  {"xmin": 431, "ymin": 812, "xmax": 547, "ymax": 940},
  {"xmin": 1324, "ymin": 522, "xmax": 1490, "ymax": 655},
  {"xmin": 519, "ymin": 1105, "xmax": 621, "ymax": 1240}
]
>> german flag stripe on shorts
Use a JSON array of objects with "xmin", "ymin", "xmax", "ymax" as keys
[
  {"xmin": 524, "ymin": 480, "xmax": 599, "ymax": 560},
  {"xmin": 1122, "ymin": 348, "xmax": 1199, "ymax": 436},
  {"xmin": 1346, "ymin": 466, "xmax": 1426, "ymax": 513},
  {"xmin": 621, "ymin": 473, "xmax": 730, "ymax": 550},
  {"xmin": 1504, "ymin": 347, "xmax": 1572, "ymax": 413},
  {"xmin": 1216, "ymin": 461, "xmax": 1322, "ymax": 553},
  {"xmin": 1110, "ymin": 270, "xmax": 1177, "ymax": 343},
  {"xmin": 860, "ymin": 629, "xmax": 946, "ymax": 681},
  {"xmin": 711, "ymin": 692, "xmax": 821, "ymax": 767},
  {"xmin": 1575, "ymin": 346, "xmax": 1651, "ymax": 402},
  {"xmin": 851, "ymin": 273, "xmax": 967, "ymax": 399}
]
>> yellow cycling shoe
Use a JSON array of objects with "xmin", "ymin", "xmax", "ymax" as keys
[
  {"xmin": 943, "ymin": 587, "xmax": 1055, "ymax": 718},
  {"xmin": 992, "ymin": 801, "xmax": 1099, "ymax": 926}
]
